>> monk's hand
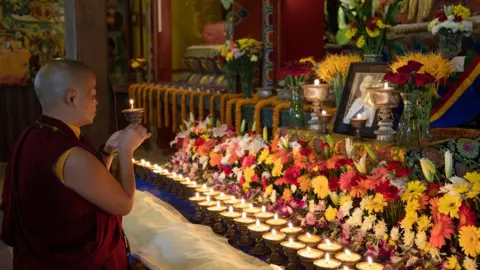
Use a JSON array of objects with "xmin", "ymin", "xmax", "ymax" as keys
[
  {"xmin": 118, "ymin": 124, "xmax": 151, "ymax": 152},
  {"xmin": 105, "ymin": 130, "xmax": 123, "ymax": 154}
]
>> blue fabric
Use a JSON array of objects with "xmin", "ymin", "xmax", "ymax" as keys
[{"xmin": 431, "ymin": 76, "xmax": 480, "ymax": 128}]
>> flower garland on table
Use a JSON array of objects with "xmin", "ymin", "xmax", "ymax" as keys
[
  {"xmin": 253, "ymin": 96, "xmax": 281, "ymax": 132},
  {"xmin": 147, "ymin": 85, "xmax": 154, "ymax": 125},
  {"xmin": 226, "ymin": 97, "xmax": 243, "ymax": 126},
  {"xmin": 220, "ymin": 93, "xmax": 242, "ymax": 123},
  {"xmin": 171, "ymin": 89, "xmax": 179, "ymax": 132},
  {"xmin": 180, "ymin": 90, "xmax": 188, "ymax": 126},
  {"xmin": 235, "ymin": 95, "xmax": 260, "ymax": 133},
  {"xmin": 138, "ymin": 83, "xmax": 148, "ymax": 109},
  {"xmin": 164, "ymin": 88, "xmax": 176, "ymax": 128},
  {"xmin": 209, "ymin": 93, "xmax": 222, "ymax": 121},
  {"xmin": 272, "ymin": 101, "xmax": 291, "ymax": 135},
  {"xmin": 153, "ymin": 86, "xmax": 163, "ymax": 128},
  {"xmin": 189, "ymin": 92, "xmax": 200, "ymax": 115},
  {"xmin": 199, "ymin": 92, "xmax": 213, "ymax": 121}
]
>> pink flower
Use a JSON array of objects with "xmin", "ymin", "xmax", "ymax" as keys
[{"xmin": 305, "ymin": 212, "xmax": 316, "ymax": 225}]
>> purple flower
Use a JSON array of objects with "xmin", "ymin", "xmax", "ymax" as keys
[{"xmin": 463, "ymin": 143, "xmax": 474, "ymax": 152}]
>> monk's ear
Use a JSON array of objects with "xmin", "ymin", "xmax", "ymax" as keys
[{"xmin": 65, "ymin": 88, "xmax": 77, "ymax": 107}]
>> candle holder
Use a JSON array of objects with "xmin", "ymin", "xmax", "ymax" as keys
[
  {"xmin": 304, "ymin": 83, "xmax": 331, "ymax": 132},
  {"xmin": 356, "ymin": 261, "xmax": 385, "ymax": 270},
  {"xmin": 335, "ymin": 250, "xmax": 361, "ymax": 267},
  {"xmin": 233, "ymin": 216, "xmax": 255, "ymax": 247},
  {"xmin": 244, "ymin": 205, "xmax": 262, "ymax": 218},
  {"xmin": 316, "ymin": 112, "xmax": 333, "ymax": 134},
  {"xmin": 188, "ymin": 195, "xmax": 206, "ymax": 223},
  {"xmin": 122, "ymin": 108, "xmax": 145, "ymax": 125},
  {"xmin": 298, "ymin": 233, "xmax": 321, "ymax": 248},
  {"xmin": 220, "ymin": 210, "xmax": 241, "ymax": 240},
  {"xmin": 254, "ymin": 211, "xmax": 275, "ymax": 223},
  {"xmin": 207, "ymin": 204, "xmax": 227, "ymax": 234},
  {"xmin": 263, "ymin": 231, "xmax": 286, "ymax": 265},
  {"xmin": 280, "ymin": 224, "xmax": 303, "ymax": 240},
  {"xmin": 368, "ymin": 86, "xmax": 401, "ymax": 142},
  {"xmin": 317, "ymin": 240, "xmax": 343, "ymax": 253},
  {"xmin": 313, "ymin": 255, "xmax": 342, "ymax": 270},
  {"xmin": 265, "ymin": 216, "xmax": 288, "ymax": 231},
  {"xmin": 198, "ymin": 200, "xmax": 216, "ymax": 226},
  {"xmin": 164, "ymin": 175, "xmax": 174, "ymax": 193},
  {"xmin": 248, "ymin": 222, "xmax": 271, "ymax": 256},
  {"xmin": 281, "ymin": 240, "xmax": 306, "ymax": 270},
  {"xmin": 298, "ymin": 248, "xmax": 323, "ymax": 270},
  {"xmin": 350, "ymin": 117, "xmax": 368, "ymax": 140}
]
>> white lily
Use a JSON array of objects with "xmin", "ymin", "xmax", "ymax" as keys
[
  {"xmin": 345, "ymin": 138, "xmax": 354, "ymax": 159},
  {"xmin": 354, "ymin": 154, "xmax": 367, "ymax": 174},
  {"xmin": 445, "ymin": 150, "xmax": 453, "ymax": 179},
  {"xmin": 420, "ymin": 158, "xmax": 436, "ymax": 183}
]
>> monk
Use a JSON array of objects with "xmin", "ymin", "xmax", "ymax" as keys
[{"xmin": 1, "ymin": 59, "xmax": 150, "ymax": 269}]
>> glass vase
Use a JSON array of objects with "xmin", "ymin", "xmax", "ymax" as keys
[
  {"xmin": 332, "ymin": 73, "xmax": 344, "ymax": 109},
  {"xmin": 240, "ymin": 63, "xmax": 254, "ymax": 98},
  {"xmin": 417, "ymin": 90, "xmax": 432, "ymax": 141},
  {"xmin": 289, "ymin": 86, "xmax": 305, "ymax": 129},
  {"xmin": 397, "ymin": 91, "xmax": 420, "ymax": 147},
  {"xmin": 438, "ymin": 32, "xmax": 463, "ymax": 57},
  {"xmin": 363, "ymin": 54, "xmax": 383, "ymax": 63},
  {"xmin": 225, "ymin": 65, "xmax": 237, "ymax": 94}
]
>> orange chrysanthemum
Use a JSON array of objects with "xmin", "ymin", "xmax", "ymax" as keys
[
  {"xmin": 327, "ymin": 155, "xmax": 342, "ymax": 170},
  {"xmin": 429, "ymin": 197, "xmax": 440, "ymax": 216},
  {"xmin": 429, "ymin": 213, "xmax": 455, "ymax": 248},
  {"xmin": 209, "ymin": 152, "xmax": 222, "ymax": 167},
  {"xmin": 349, "ymin": 185, "xmax": 368, "ymax": 198}
]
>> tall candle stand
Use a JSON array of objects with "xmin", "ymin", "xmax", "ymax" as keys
[
  {"xmin": 198, "ymin": 198, "xmax": 216, "ymax": 226},
  {"xmin": 220, "ymin": 206, "xmax": 241, "ymax": 240},
  {"xmin": 248, "ymin": 220, "xmax": 271, "ymax": 256},
  {"xmin": 188, "ymin": 193, "xmax": 206, "ymax": 223},
  {"xmin": 208, "ymin": 201, "xmax": 227, "ymax": 234},
  {"xmin": 262, "ymin": 230, "xmax": 286, "ymax": 265},
  {"xmin": 234, "ymin": 213, "xmax": 255, "ymax": 247},
  {"xmin": 368, "ymin": 84, "xmax": 401, "ymax": 142},
  {"xmin": 281, "ymin": 238, "xmax": 306, "ymax": 270},
  {"xmin": 298, "ymin": 247, "xmax": 323, "ymax": 270}
]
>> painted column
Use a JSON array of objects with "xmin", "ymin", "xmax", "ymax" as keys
[{"xmin": 262, "ymin": 0, "xmax": 274, "ymax": 88}]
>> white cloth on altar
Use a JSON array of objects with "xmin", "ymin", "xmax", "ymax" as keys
[{"xmin": 123, "ymin": 191, "xmax": 283, "ymax": 270}]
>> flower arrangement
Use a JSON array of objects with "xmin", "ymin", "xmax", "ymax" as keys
[
  {"xmin": 278, "ymin": 60, "xmax": 314, "ymax": 87},
  {"xmin": 130, "ymin": 57, "xmax": 147, "ymax": 82},
  {"xmin": 217, "ymin": 39, "xmax": 263, "ymax": 97},
  {"xmin": 339, "ymin": 0, "xmax": 403, "ymax": 57},
  {"xmin": 428, "ymin": 5, "xmax": 473, "ymax": 57},
  {"xmin": 162, "ymin": 117, "xmax": 480, "ymax": 269},
  {"xmin": 384, "ymin": 60, "xmax": 436, "ymax": 93},
  {"xmin": 315, "ymin": 53, "xmax": 362, "ymax": 108}
]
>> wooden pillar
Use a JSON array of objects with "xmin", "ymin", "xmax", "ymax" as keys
[{"xmin": 65, "ymin": 0, "xmax": 111, "ymax": 148}]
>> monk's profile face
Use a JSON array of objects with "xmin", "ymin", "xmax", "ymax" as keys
[{"xmin": 70, "ymin": 72, "xmax": 97, "ymax": 126}]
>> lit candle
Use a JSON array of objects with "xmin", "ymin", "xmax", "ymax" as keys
[
  {"xmin": 145, "ymin": 161, "xmax": 150, "ymax": 167},
  {"xmin": 255, "ymin": 207, "xmax": 274, "ymax": 221},
  {"xmin": 196, "ymin": 192, "xmax": 200, "ymax": 198},
  {"xmin": 368, "ymin": 257, "xmax": 372, "ymax": 266},
  {"xmin": 209, "ymin": 188, "xmax": 214, "ymax": 193},
  {"xmin": 325, "ymin": 253, "xmax": 330, "ymax": 264},
  {"xmin": 314, "ymin": 79, "xmax": 320, "ymax": 85},
  {"xmin": 231, "ymin": 196, "xmax": 236, "ymax": 201},
  {"xmin": 220, "ymin": 192, "xmax": 225, "ymax": 197},
  {"xmin": 298, "ymin": 247, "xmax": 323, "ymax": 260},
  {"xmin": 298, "ymin": 232, "xmax": 321, "ymax": 246},
  {"xmin": 141, "ymin": 159, "xmax": 145, "ymax": 165},
  {"xmin": 241, "ymin": 198, "xmax": 245, "ymax": 205},
  {"xmin": 242, "ymin": 212, "xmax": 247, "ymax": 220},
  {"xmin": 248, "ymin": 219, "xmax": 270, "ymax": 233},
  {"xmin": 216, "ymin": 201, "xmax": 221, "ymax": 208},
  {"xmin": 131, "ymin": 158, "xmax": 135, "ymax": 163},
  {"xmin": 154, "ymin": 164, "xmax": 159, "ymax": 169},
  {"xmin": 266, "ymin": 213, "xmax": 288, "ymax": 228},
  {"xmin": 357, "ymin": 113, "xmax": 362, "ymax": 119},
  {"xmin": 317, "ymin": 239, "xmax": 342, "ymax": 252},
  {"xmin": 234, "ymin": 211, "xmax": 255, "ymax": 225},
  {"xmin": 313, "ymin": 253, "xmax": 342, "ymax": 269},
  {"xmin": 202, "ymin": 184, "xmax": 207, "ymax": 189},
  {"xmin": 178, "ymin": 174, "xmax": 183, "ymax": 180},
  {"xmin": 206, "ymin": 195, "xmax": 211, "ymax": 202},
  {"xmin": 262, "ymin": 206, "xmax": 266, "ymax": 213},
  {"xmin": 185, "ymin": 177, "xmax": 190, "ymax": 182},
  {"xmin": 274, "ymin": 213, "xmax": 278, "ymax": 220},
  {"xmin": 262, "ymin": 229, "xmax": 286, "ymax": 242},
  {"xmin": 384, "ymin": 82, "xmax": 389, "ymax": 89},
  {"xmin": 289, "ymin": 222, "xmax": 293, "ymax": 229},
  {"xmin": 192, "ymin": 181, "xmax": 197, "ymax": 186},
  {"xmin": 256, "ymin": 219, "xmax": 260, "ymax": 227},
  {"xmin": 229, "ymin": 206, "xmax": 233, "ymax": 213},
  {"xmin": 272, "ymin": 229, "xmax": 277, "ymax": 235},
  {"xmin": 355, "ymin": 257, "xmax": 384, "ymax": 270},
  {"xmin": 321, "ymin": 110, "xmax": 327, "ymax": 116},
  {"xmin": 130, "ymin": 99, "xmax": 134, "ymax": 109},
  {"xmin": 281, "ymin": 222, "xmax": 303, "ymax": 236},
  {"xmin": 220, "ymin": 206, "xmax": 241, "ymax": 219},
  {"xmin": 335, "ymin": 249, "xmax": 361, "ymax": 265}
]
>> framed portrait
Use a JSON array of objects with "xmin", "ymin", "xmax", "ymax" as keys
[{"xmin": 333, "ymin": 62, "xmax": 390, "ymax": 138}]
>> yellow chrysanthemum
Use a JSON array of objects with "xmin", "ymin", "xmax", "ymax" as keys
[
  {"xmin": 452, "ymin": 5, "xmax": 471, "ymax": 20},
  {"xmin": 299, "ymin": 56, "xmax": 317, "ymax": 67},
  {"xmin": 400, "ymin": 212, "xmax": 418, "ymax": 230},
  {"xmin": 467, "ymin": 181, "xmax": 480, "ymax": 198},
  {"xmin": 330, "ymin": 192, "xmax": 339, "ymax": 206},
  {"xmin": 312, "ymin": 175, "xmax": 330, "ymax": 199},
  {"xmin": 325, "ymin": 206, "xmax": 338, "ymax": 222},
  {"xmin": 364, "ymin": 194, "xmax": 387, "ymax": 214},
  {"xmin": 265, "ymin": 154, "xmax": 275, "ymax": 165},
  {"xmin": 405, "ymin": 198, "xmax": 420, "ymax": 214},
  {"xmin": 272, "ymin": 160, "xmax": 284, "ymax": 177},
  {"xmin": 226, "ymin": 51, "xmax": 234, "ymax": 61},
  {"xmin": 366, "ymin": 27, "xmax": 380, "ymax": 38},
  {"xmin": 258, "ymin": 148, "xmax": 270, "ymax": 164},
  {"xmin": 356, "ymin": 36, "xmax": 365, "ymax": 48},
  {"xmin": 316, "ymin": 53, "xmax": 362, "ymax": 83},
  {"xmin": 339, "ymin": 194, "xmax": 352, "ymax": 206},
  {"xmin": 376, "ymin": 20, "xmax": 391, "ymax": 29},
  {"xmin": 464, "ymin": 172, "xmax": 480, "ymax": 183},
  {"xmin": 445, "ymin": 256, "xmax": 461, "ymax": 270},
  {"xmin": 131, "ymin": 61, "xmax": 140, "ymax": 68},
  {"xmin": 438, "ymin": 194, "xmax": 462, "ymax": 218},
  {"xmin": 242, "ymin": 180, "xmax": 251, "ymax": 191},
  {"xmin": 455, "ymin": 183, "xmax": 470, "ymax": 194},
  {"xmin": 265, "ymin": 184, "xmax": 273, "ymax": 196},
  {"xmin": 346, "ymin": 27, "xmax": 358, "ymax": 39},
  {"xmin": 459, "ymin": 226, "xmax": 480, "ymax": 257},
  {"xmin": 243, "ymin": 167, "xmax": 255, "ymax": 182},
  {"xmin": 401, "ymin": 181, "xmax": 426, "ymax": 202},
  {"xmin": 417, "ymin": 215, "xmax": 432, "ymax": 231}
]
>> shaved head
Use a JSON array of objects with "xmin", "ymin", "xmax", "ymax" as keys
[
  {"xmin": 34, "ymin": 59, "xmax": 94, "ymax": 108},
  {"xmin": 35, "ymin": 59, "xmax": 98, "ymax": 126}
]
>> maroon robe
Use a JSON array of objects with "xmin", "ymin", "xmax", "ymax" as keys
[{"xmin": 1, "ymin": 115, "xmax": 128, "ymax": 270}]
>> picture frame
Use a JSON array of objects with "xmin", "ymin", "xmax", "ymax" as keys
[{"xmin": 333, "ymin": 62, "xmax": 390, "ymax": 138}]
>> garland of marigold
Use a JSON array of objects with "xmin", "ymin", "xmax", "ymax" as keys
[
  {"xmin": 138, "ymin": 83, "xmax": 148, "ymax": 109},
  {"xmin": 171, "ymin": 89, "xmax": 179, "ymax": 132},
  {"xmin": 180, "ymin": 90, "xmax": 188, "ymax": 127},
  {"xmin": 272, "ymin": 102, "xmax": 291, "ymax": 135},
  {"xmin": 220, "ymin": 93, "xmax": 242, "ymax": 123},
  {"xmin": 209, "ymin": 93, "xmax": 222, "ymax": 121},
  {"xmin": 189, "ymin": 92, "xmax": 196, "ymax": 115},
  {"xmin": 164, "ymin": 88, "xmax": 175, "ymax": 128},
  {"xmin": 153, "ymin": 86, "xmax": 163, "ymax": 128},
  {"xmin": 226, "ymin": 97, "xmax": 242, "ymax": 126},
  {"xmin": 199, "ymin": 92, "xmax": 213, "ymax": 121},
  {"xmin": 146, "ymin": 85, "xmax": 154, "ymax": 124},
  {"xmin": 253, "ymin": 96, "xmax": 281, "ymax": 132},
  {"xmin": 128, "ymin": 83, "xmax": 139, "ymax": 102},
  {"xmin": 235, "ymin": 95, "xmax": 260, "ymax": 133}
]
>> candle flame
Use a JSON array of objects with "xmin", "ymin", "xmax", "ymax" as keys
[
  {"xmin": 186, "ymin": 177, "xmax": 190, "ymax": 183},
  {"xmin": 231, "ymin": 196, "xmax": 236, "ymax": 201},
  {"xmin": 141, "ymin": 159, "xmax": 145, "ymax": 164},
  {"xmin": 195, "ymin": 192, "xmax": 199, "ymax": 198},
  {"xmin": 321, "ymin": 110, "xmax": 326, "ymax": 115},
  {"xmin": 192, "ymin": 181, "xmax": 196, "ymax": 186},
  {"xmin": 325, "ymin": 253, "xmax": 330, "ymax": 264},
  {"xmin": 345, "ymin": 249, "xmax": 351, "ymax": 257},
  {"xmin": 130, "ymin": 99, "xmax": 134, "ymax": 109},
  {"xmin": 368, "ymin": 257, "xmax": 372, "ymax": 266},
  {"xmin": 256, "ymin": 219, "xmax": 260, "ymax": 226},
  {"xmin": 307, "ymin": 247, "xmax": 311, "ymax": 253},
  {"xmin": 146, "ymin": 162, "xmax": 150, "ymax": 167},
  {"xmin": 306, "ymin": 232, "xmax": 311, "ymax": 238},
  {"xmin": 206, "ymin": 195, "xmax": 210, "ymax": 202},
  {"xmin": 241, "ymin": 212, "xmax": 246, "ymax": 219},
  {"xmin": 314, "ymin": 79, "xmax": 320, "ymax": 85},
  {"xmin": 209, "ymin": 188, "xmax": 214, "ymax": 193},
  {"xmin": 249, "ymin": 204, "xmax": 253, "ymax": 209},
  {"xmin": 202, "ymin": 184, "xmax": 207, "ymax": 189},
  {"xmin": 216, "ymin": 201, "xmax": 220, "ymax": 208},
  {"xmin": 384, "ymin": 82, "xmax": 389, "ymax": 89},
  {"xmin": 220, "ymin": 192, "xmax": 225, "ymax": 197},
  {"xmin": 179, "ymin": 174, "xmax": 183, "ymax": 180},
  {"xmin": 344, "ymin": 267, "xmax": 349, "ymax": 270},
  {"xmin": 229, "ymin": 206, "xmax": 233, "ymax": 213},
  {"xmin": 241, "ymin": 198, "xmax": 245, "ymax": 205},
  {"xmin": 289, "ymin": 238, "xmax": 293, "ymax": 245},
  {"xmin": 261, "ymin": 206, "xmax": 266, "ymax": 213},
  {"xmin": 274, "ymin": 213, "xmax": 278, "ymax": 220},
  {"xmin": 326, "ymin": 239, "xmax": 332, "ymax": 247},
  {"xmin": 272, "ymin": 229, "xmax": 276, "ymax": 235},
  {"xmin": 131, "ymin": 158, "xmax": 135, "ymax": 163},
  {"xmin": 357, "ymin": 113, "xmax": 362, "ymax": 119},
  {"xmin": 288, "ymin": 222, "xmax": 293, "ymax": 229},
  {"xmin": 154, "ymin": 164, "xmax": 159, "ymax": 168}
]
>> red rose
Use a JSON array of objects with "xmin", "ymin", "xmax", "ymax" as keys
[
  {"xmin": 438, "ymin": 13, "xmax": 447, "ymax": 22},
  {"xmin": 397, "ymin": 60, "xmax": 423, "ymax": 74},
  {"xmin": 455, "ymin": 15, "xmax": 463, "ymax": 22},
  {"xmin": 384, "ymin": 72, "xmax": 410, "ymax": 87},
  {"xmin": 413, "ymin": 72, "xmax": 435, "ymax": 87}
]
